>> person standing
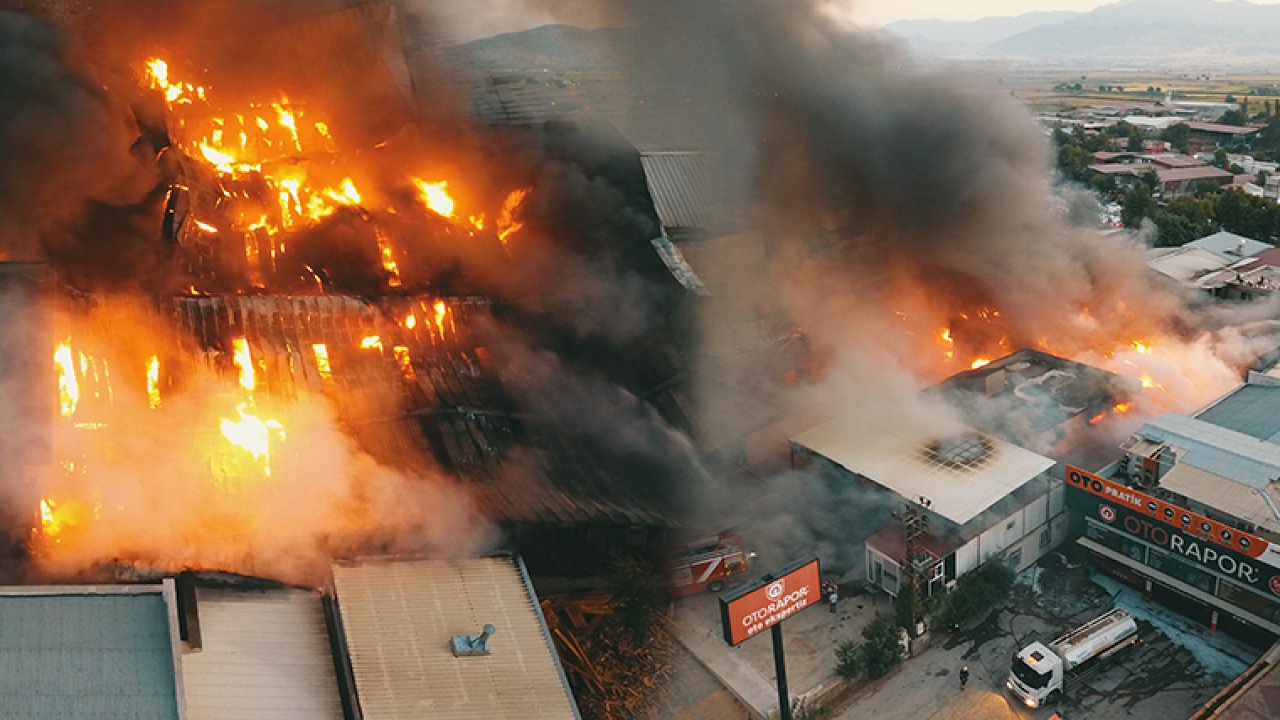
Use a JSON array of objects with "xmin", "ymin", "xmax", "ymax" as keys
[
  {"xmin": 959, "ymin": 665, "xmax": 969, "ymax": 690},
  {"xmin": 825, "ymin": 580, "xmax": 839, "ymax": 613}
]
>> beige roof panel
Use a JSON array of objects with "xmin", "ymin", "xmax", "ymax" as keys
[
  {"xmin": 791, "ymin": 413, "xmax": 1055, "ymax": 526},
  {"xmin": 333, "ymin": 556, "xmax": 578, "ymax": 720},
  {"xmin": 181, "ymin": 586, "xmax": 343, "ymax": 720}
]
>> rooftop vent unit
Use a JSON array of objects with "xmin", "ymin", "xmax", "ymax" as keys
[
  {"xmin": 451, "ymin": 624, "xmax": 497, "ymax": 657},
  {"xmin": 921, "ymin": 431, "xmax": 995, "ymax": 471}
]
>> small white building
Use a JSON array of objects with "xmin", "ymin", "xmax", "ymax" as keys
[{"xmin": 790, "ymin": 412, "xmax": 1066, "ymax": 598}]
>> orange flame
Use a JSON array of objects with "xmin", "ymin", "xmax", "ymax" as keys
[
  {"xmin": 496, "ymin": 187, "xmax": 529, "ymax": 245},
  {"xmin": 1113, "ymin": 402, "xmax": 1132, "ymax": 414},
  {"xmin": 231, "ymin": 337, "xmax": 254, "ymax": 392},
  {"xmin": 970, "ymin": 358, "xmax": 991, "ymax": 370},
  {"xmin": 54, "ymin": 342, "xmax": 78, "ymax": 417},
  {"xmin": 360, "ymin": 335, "xmax": 383, "ymax": 351},
  {"xmin": 146, "ymin": 355, "xmax": 161, "ymax": 409},
  {"xmin": 220, "ymin": 402, "xmax": 283, "ymax": 474},
  {"xmin": 414, "ymin": 179, "xmax": 455, "ymax": 218},
  {"xmin": 311, "ymin": 343, "xmax": 332, "ymax": 383},
  {"xmin": 393, "ymin": 345, "xmax": 415, "ymax": 381},
  {"xmin": 433, "ymin": 300, "xmax": 449, "ymax": 339}
]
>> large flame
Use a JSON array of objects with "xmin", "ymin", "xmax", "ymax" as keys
[
  {"xmin": 54, "ymin": 342, "xmax": 78, "ymax": 417},
  {"xmin": 231, "ymin": 337, "xmax": 255, "ymax": 392},
  {"xmin": 219, "ymin": 402, "xmax": 283, "ymax": 472}
]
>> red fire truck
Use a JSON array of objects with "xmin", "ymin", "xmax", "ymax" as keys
[{"xmin": 668, "ymin": 533, "xmax": 751, "ymax": 597}]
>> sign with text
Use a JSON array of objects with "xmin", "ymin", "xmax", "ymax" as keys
[
  {"xmin": 1066, "ymin": 465, "xmax": 1280, "ymax": 597},
  {"xmin": 720, "ymin": 558, "xmax": 821, "ymax": 646}
]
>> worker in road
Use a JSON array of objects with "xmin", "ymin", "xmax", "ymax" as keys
[{"xmin": 959, "ymin": 665, "xmax": 969, "ymax": 690}]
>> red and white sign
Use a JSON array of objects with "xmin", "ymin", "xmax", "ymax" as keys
[{"xmin": 719, "ymin": 558, "xmax": 821, "ymax": 646}]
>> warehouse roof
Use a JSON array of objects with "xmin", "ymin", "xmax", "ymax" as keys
[
  {"xmin": 332, "ymin": 555, "xmax": 579, "ymax": 720},
  {"xmin": 791, "ymin": 412, "xmax": 1055, "ymax": 526},
  {"xmin": 0, "ymin": 585, "xmax": 180, "ymax": 719},
  {"xmin": 181, "ymin": 584, "xmax": 344, "ymax": 720}
]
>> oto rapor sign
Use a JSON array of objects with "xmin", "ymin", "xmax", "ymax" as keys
[
  {"xmin": 1066, "ymin": 465, "xmax": 1280, "ymax": 597},
  {"xmin": 720, "ymin": 558, "xmax": 821, "ymax": 646}
]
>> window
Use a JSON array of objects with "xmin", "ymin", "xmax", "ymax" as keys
[
  {"xmin": 1039, "ymin": 529, "xmax": 1052, "ymax": 550},
  {"xmin": 1007, "ymin": 549, "xmax": 1023, "ymax": 569}
]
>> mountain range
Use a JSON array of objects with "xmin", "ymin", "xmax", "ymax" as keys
[
  {"xmin": 449, "ymin": 0, "xmax": 1280, "ymax": 71},
  {"xmin": 882, "ymin": 0, "xmax": 1280, "ymax": 65}
]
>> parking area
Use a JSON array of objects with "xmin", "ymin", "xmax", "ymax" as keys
[{"xmin": 663, "ymin": 549, "xmax": 1262, "ymax": 719}]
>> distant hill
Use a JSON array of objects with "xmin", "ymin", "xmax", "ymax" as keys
[
  {"xmin": 983, "ymin": 0, "xmax": 1280, "ymax": 64},
  {"xmin": 881, "ymin": 0, "xmax": 1280, "ymax": 65},
  {"xmin": 881, "ymin": 11, "xmax": 1078, "ymax": 57},
  {"xmin": 447, "ymin": 24, "xmax": 640, "ymax": 71}
]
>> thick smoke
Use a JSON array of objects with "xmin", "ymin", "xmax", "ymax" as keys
[{"xmin": 0, "ymin": 11, "xmax": 154, "ymax": 263}]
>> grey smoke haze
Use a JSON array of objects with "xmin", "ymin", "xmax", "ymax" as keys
[{"xmin": 0, "ymin": 11, "xmax": 153, "ymax": 262}]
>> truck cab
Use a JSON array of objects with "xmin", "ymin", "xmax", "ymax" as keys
[
  {"xmin": 1006, "ymin": 608, "xmax": 1138, "ymax": 709},
  {"xmin": 1007, "ymin": 641, "xmax": 1063, "ymax": 709},
  {"xmin": 668, "ymin": 533, "xmax": 750, "ymax": 598}
]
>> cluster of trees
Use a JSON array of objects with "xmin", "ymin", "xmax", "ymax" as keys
[
  {"xmin": 832, "ymin": 560, "xmax": 1017, "ymax": 683},
  {"xmin": 1125, "ymin": 183, "xmax": 1280, "ymax": 246},
  {"xmin": 1052, "ymin": 114, "xmax": 1280, "ymax": 248}
]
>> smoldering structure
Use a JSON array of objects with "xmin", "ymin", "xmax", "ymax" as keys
[{"xmin": 1, "ymin": 1, "xmax": 699, "ymax": 584}]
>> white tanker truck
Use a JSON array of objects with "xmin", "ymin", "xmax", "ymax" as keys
[{"xmin": 1006, "ymin": 607, "xmax": 1139, "ymax": 709}]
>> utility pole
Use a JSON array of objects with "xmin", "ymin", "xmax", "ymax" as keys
[{"xmin": 894, "ymin": 496, "xmax": 933, "ymax": 634}]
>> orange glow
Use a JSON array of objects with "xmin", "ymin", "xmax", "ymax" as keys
[
  {"xmin": 1113, "ymin": 402, "xmax": 1132, "ymax": 414},
  {"xmin": 360, "ymin": 335, "xmax": 383, "ymax": 351},
  {"xmin": 192, "ymin": 219, "xmax": 218, "ymax": 234},
  {"xmin": 496, "ymin": 187, "xmax": 529, "ymax": 245},
  {"xmin": 1088, "ymin": 410, "xmax": 1107, "ymax": 425},
  {"xmin": 39, "ymin": 498, "xmax": 61, "ymax": 540},
  {"xmin": 1132, "ymin": 341, "xmax": 1151, "ymax": 355},
  {"xmin": 404, "ymin": 314, "xmax": 417, "ymax": 330},
  {"xmin": 414, "ymin": 179, "xmax": 455, "ymax": 218},
  {"xmin": 1139, "ymin": 373, "xmax": 1164, "ymax": 391},
  {"xmin": 146, "ymin": 355, "xmax": 161, "ymax": 409},
  {"xmin": 311, "ymin": 343, "xmax": 332, "ymax": 383},
  {"xmin": 54, "ymin": 343, "xmax": 79, "ymax": 417},
  {"xmin": 231, "ymin": 337, "xmax": 254, "ymax": 392},
  {"xmin": 433, "ymin": 300, "xmax": 449, "ymax": 339},
  {"xmin": 393, "ymin": 345, "xmax": 415, "ymax": 381},
  {"xmin": 220, "ymin": 402, "xmax": 283, "ymax": 473},
  {"xmin": 970, "ymin": 358, "xmax": 991, "ymax": 370}
]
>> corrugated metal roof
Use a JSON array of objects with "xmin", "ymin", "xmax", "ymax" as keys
[
  {"xmin": 0, "ymin": 592, "xmax": 179, "ymax": 719},
  {"xmin": 1186, "ymin": 231, "xmax": 1274, "ymax": 262},
  {"xmin": 791, "ymin": 412, "xmax": 1055, "ymax": 526},
  {"xmin": 333, "ymin": 556, "xmax": 579, "ymax": 720},
  {"xmin": 181, "ymin": 587, "xmax": 343, "ymax": 720},
  {"xmin": 1197, "ymin": 384, "xmax": 1280, "ymax": 444},
  {"xmin": 1159, "ymin": 463, "xmax": 1280, "ymax": 534},
  {"xmin": 1137, "ymin": 414, "xmax": 1280, "ymax": 489},
  {"xmin": 639, "ymin": 151, "xmax": 719, "ymax": 231},
  {"xmin": 1147, "ymin": 246, "xmax": 1229, "ymax": 283}
]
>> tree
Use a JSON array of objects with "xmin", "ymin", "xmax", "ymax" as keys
[
  {"xmin": 1122, "ymin": 183, "xmax": 1156, "ymax": 229},
  {"xmin": 1161, "ymin": 122, "xmax": 1191, "ymax": 153},
  {"xmin": 941, "ymin": 561, "xmax": 1015, "ymax": 627},
  {"xmin": 1218, "ymin": 108, "xmax": 1248, "ymax": 126},
  {"xmin": 1214, "ymin": 148, "xmax": 1230, "ymax": 167},
  {"xmin": 834, "ymin": 616, "xmax": 904, "ymax": 681}
]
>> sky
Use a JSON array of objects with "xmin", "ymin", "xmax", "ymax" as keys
[
  {"xmin": 838, "ymin": 0, "xmax": 1280, "ymax": 27},
  {"xmin": 428, "ymin": 0, "xmax": 1280, "ymax": 42}
]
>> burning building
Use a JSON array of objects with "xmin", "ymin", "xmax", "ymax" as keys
[
  {"xmin": 0, "ymin": 0, "xmax": 708, "ymax": 586},
  {"xmin": 929, "ymin": 348, "xmax": 1140, "ymax": 467},
  {"xmin": 790, "ymin": 411, "xmax": 1065, "ymax": 598}
]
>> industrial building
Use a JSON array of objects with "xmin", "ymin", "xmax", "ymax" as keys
[
  {"xmin": 790, "ymin": 411, "xmax": 1065, "ymax": 598},
  {"xmin": 1074, "ymin": 379, "xmax": 1280, "ymax": 646},
  {"xmin": 0, "ymin": 556, "xmax": 577, "ymax": 718}
]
